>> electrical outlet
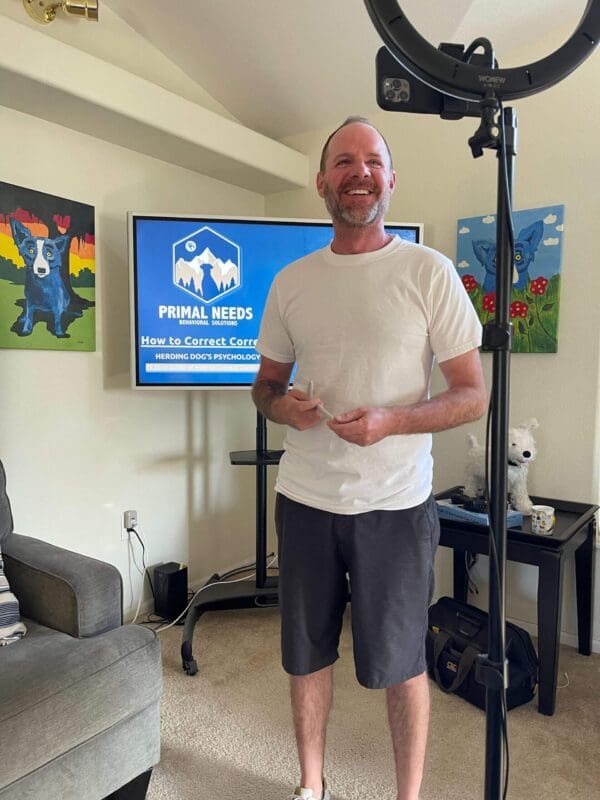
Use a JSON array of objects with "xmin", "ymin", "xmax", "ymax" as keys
[
  {"xmin": 124, "ymin": 510, "xmax": 138, "ymax": 530},
  {"xmin": 122, "ymin": 510, "xmax": 138, "ymax": 541}
]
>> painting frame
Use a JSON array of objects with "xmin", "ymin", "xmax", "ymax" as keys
[
  {"xmin": 0, "ymin": 181, "xmax": 95, "ymax": 352},
  {"xmin": 456, "ymin": 204, "xmax": 565, "ymax": 353}
]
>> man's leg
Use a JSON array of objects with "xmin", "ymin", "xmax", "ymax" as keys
[
  {"xmin": 342, "ymin": 499, "xmax": 439, "ymax": 798},
  {"xmin": 290, "ymin": 664, "xmax": 334, "ymax": 799},
  {"xmin": 386, "ymin": 671, "xmax": 430, "ymax": 800},
  {"xmin": 276, "ymin": 495, "xmax": 347, "ymax": 798}
]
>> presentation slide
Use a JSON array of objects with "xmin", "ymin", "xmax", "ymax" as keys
[{"xmin": 130, "ymin": 216, "xmax": 420, "ymax": 388}]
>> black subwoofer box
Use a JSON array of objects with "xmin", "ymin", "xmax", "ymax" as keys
[{"xmin": 154, "ymin": 561, "xmax": 188, "ymax": 621}]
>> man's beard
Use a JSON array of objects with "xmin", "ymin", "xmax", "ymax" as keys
[{"xmin": 322, "ymin": 183, "xmax": 391, "ymax": 227}]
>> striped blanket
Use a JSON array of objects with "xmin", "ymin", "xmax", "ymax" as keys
[{"xmin": 0, "ymin": 545, "xmax": 26, "ymax": 645}]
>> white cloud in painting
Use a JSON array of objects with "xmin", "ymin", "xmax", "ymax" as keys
[
  {"xmin": 556, "ymin": 224, "xmax": 564, "ymax": 231},
  {"xmin": 544, "ymin": 214, "xmax": 557, "ymax": 224},
  {"xmin": 482, "ymin": 215, "xmax": 495, "ymax": 224},
  {"xmin": 458, "ymin": 260, "xmax": 470, "ymax": 268},
  {"xmin": 543, "ymin": 237, "xmax": 560, "ymax": 246},
  {"xmin": 459, "ymin": 226, "xmax": 470, "ymax": 234}
]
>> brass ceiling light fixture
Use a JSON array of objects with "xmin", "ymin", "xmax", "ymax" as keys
[{"xmin": 23, "ymin": 0, "xmax": 99, "ymax": 24}]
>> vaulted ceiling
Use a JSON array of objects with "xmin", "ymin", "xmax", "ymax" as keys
[
  {"xmin": 0, "ymin": 0, "xmax": 587, "ymax": 191},
  {"xmin": 102, "ymin": 0, "xmax": 585, "ymax": 139}
]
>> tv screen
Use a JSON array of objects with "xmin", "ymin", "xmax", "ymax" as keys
[{"xmin": 129, "ymin": 215, "xmax": 423, "ymax": 389}]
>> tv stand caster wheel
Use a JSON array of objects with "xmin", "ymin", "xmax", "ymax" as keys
[{"xmin": 182, "ymin": 658, "xmax": 198, "ymax": 676}]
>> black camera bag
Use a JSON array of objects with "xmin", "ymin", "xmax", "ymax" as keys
[{"xmin": 426, "ymin": 596, "xmax": 538, "ymax": 711}]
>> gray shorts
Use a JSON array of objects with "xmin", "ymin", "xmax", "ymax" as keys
[{"xmin": 275, "ymin": 493, "xmax": 440, "ymax": 689}]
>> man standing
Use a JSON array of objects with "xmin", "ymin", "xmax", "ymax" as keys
[{"xmin": 252, "ymin": 116, "xmax": 487, "ymax": 800}]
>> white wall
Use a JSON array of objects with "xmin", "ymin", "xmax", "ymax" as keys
[
  {"xmin": 2, "ymin": 14, "xmax": 598, "ymax": 651},
  {"xmin": 0, "ymin": 0, "xmax": 237, "ymax": 121},
  {"xmin": 266, "ymin": 37, "xmax": 600, "ymax": 649},
  {"xmin": 0, "ymin": 104, "xmax": 268, "ymax": 614}
]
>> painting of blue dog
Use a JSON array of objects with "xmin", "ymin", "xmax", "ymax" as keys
[
  {"xmin": 0, "ymin": 181, "xmax": 95, "ymax": 351},
  {"xmin": 456, "ymin": 204, "xmax": 564, "ymax": 353}
]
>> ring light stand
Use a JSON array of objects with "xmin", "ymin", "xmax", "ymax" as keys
[{"xmin": 363, "ymin": 2, "xmax": 600, "ymax": 798}]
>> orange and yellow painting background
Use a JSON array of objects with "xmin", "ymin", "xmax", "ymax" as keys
[{"xmin": 0, "ymin": 182, "xmax": 95, "ymax": 351}]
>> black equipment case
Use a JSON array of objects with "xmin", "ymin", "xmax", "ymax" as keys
[{"xmin": 426, "ymin": 596, "xmax": 539, "ymax": 711}]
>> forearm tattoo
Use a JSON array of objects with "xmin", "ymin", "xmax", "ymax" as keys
[{"xmin": 252, "ymin": 379, "xmax": 287, "ymax": 421}]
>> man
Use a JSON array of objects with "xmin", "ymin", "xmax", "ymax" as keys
[{"xmin": 252, "ymin": 116, "xmax": 487, "ymax": 800}]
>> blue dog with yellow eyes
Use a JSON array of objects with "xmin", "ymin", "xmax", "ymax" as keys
[
  {"xmin": 472, "ymin": 219, "xmax": 544, "ymax": 293},
  {"xmin": 9, "ymin": 218, "xmax": 72, "ymax": 338}
]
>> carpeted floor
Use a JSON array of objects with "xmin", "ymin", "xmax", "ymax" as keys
[{"xmin": 148, "ymin": 607, "xmax": 599, "ymax": 800}]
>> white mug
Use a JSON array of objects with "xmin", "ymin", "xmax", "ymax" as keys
[{"xmin": 531, "ymin": 505, "xmax": 555, "ymax": 534}]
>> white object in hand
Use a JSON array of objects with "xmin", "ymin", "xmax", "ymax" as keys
[
  {"xmin": 307, "ymin": 380, "xmax": 335, "ymax": 420},
  {"xmin": 316, "ymin": 404, "xmax": 335, "ymax": 420}
]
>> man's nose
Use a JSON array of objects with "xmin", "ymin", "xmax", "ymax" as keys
[{"xmin": 352, "ymin": 161, "xmax": 371, "ymax": 178}]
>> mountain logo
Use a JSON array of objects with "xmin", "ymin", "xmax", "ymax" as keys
[{"xmin": 172, "ymin": 226, "xmax": 241, "ymax": 304}]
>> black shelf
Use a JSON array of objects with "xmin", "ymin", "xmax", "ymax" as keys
[{"xmin": 230, "ymin": 449, "xmax": 284, "ymax": 466}]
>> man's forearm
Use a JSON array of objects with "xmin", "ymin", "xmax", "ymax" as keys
[
  {"xmin": 327, "ymin": 384, "xmax": 488, "ymax": 448},
  {"xmin": 252, "ymin": 378, "xmax": 288, "ymax": 423},
  {"xmin": 389, "ymin": 385, "xmax": 488, "ymax": 434}
]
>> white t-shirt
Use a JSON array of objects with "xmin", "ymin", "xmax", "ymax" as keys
[{"xmin": 257, "ymin": 235, "xmax": 482, "ymax": 514}]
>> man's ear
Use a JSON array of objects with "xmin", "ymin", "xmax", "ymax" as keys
[
  {"xmin": 316, "ymin": 172, "xmax": 325, "ymax": 198},
  {"xmin": 389, "ymin": 170, "xmax": 396, "ymax": 192}
]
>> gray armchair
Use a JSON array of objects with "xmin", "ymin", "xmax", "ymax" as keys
[{"xmin": 0, "ymin": 462, "xmax": 162, "ymax": 800}]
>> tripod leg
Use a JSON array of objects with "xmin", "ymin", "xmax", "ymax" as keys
[{"xmin": 181, "ymin": 603, "xmax": 203, "ymax": 676}]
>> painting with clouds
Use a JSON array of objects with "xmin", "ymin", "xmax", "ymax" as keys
[{"xmin": 456, "ymin": 204, "xmax": 564, "ymax": 353}]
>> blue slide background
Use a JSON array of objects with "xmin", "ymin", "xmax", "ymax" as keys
[{"xmin": 132, "ymin": 217, "xmax": 418, "ymax": 387}]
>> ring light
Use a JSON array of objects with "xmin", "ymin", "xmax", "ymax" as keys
[
  {"xmin": 364, "ymin": 0, "xmax": 600, "ymax": 101},
  {"xmin": 362, "ymin": 5, "xmax": 600, "ymax": 799}
]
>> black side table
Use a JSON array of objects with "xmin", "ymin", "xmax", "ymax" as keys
[{"xmin": 435, "ymin": 487, "xmax": 598, "ymax": 715}]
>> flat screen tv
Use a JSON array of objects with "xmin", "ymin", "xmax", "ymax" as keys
[{"xmin": 129, "ymin": 214, "xmax": 423, "ymax": 389}]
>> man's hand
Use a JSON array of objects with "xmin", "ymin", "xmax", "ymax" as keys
[
  {"xmin": 327, "ymin": 406, "xmax": 394, "ymax": 446},
  {"xmin": 252, "ymin": 357, "xmax": 326, "ymax": 430},
  {"xmin": 273, "ymin": 388, "xmax": 325, "ymax": 431}
]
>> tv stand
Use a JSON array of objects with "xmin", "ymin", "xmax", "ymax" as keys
[{"xmin": 180, "ymin": 411, "xmax": 281, "ymax": 675}]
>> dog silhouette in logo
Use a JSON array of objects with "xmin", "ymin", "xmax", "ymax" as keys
[
  {"xmin": 472, "ymin": 220, "xmax": 544, "ymax": 292},
  {"xmin": 200, "ymin": 262, "xmax": 220, "ymax": 302},
  {"xmin": 10, "ymin": 218, "xmax": 73, "ymax": 338}
]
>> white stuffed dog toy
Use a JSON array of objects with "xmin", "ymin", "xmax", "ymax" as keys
[{"xmin": 463, "ymin": 418, "xmax": 539, "ymax": 514}]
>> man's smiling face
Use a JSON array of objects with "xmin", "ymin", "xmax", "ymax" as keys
[{"xmin": 317, "ymin": 122, "xmax": 396, "ymax": 227}]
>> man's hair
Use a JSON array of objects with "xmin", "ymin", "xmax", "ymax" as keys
[{"xmin": 319, "ymin": 115, "xmax": 393, "ymax": 173}]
